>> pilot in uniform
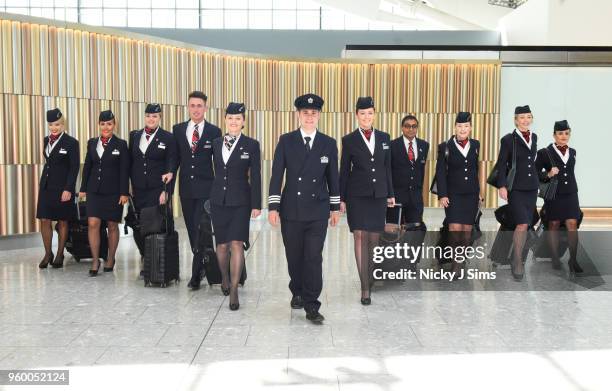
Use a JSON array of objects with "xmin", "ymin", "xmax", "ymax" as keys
[{"xmin": 267, "ymin": 93, "xmax": 340, "ymax": 323}]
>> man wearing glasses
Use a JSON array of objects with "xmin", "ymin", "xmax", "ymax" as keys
[{"xmin": 390, "ymin": 115, "xmax": 429, "ymax": 224}]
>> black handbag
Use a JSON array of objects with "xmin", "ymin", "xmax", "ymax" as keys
[
  {"xmin": 538, "ymin": 148, "xmax": 558, "ymax": 201},
  {"xmin": 487, "ymin": 134, "xmax": 516, "ymax": 191},
  {"xmin": 430, "ymin": 140, "xmax": 450, "ymax": 195},
  {"xmin": 140, "ymin": 185, "xmax": 173, "ymax": 236}
]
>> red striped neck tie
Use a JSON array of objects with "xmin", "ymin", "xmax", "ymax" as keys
[
  {"xmin": 407, "ymin": 141, "xmax": 415, "ymax": 161},
  {"xmin": 191, "ymin": 124, "xmax": 200, "ymax": 152},
  {"xmin": 100, "ymin": 136, "xmax": 110, "ymax": 148},
  {"xmin": 520, "ymin": 130, "xmax": 530, "ymax": 143},
  {"xmin": 457, "ymin": 138, "xmax": 468, "ymax": 148}
]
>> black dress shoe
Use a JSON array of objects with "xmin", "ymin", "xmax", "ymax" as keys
[
  {"xmin": 290, "ymin": 296, "xmax": 304, "ymax": 309},
  {"xmin": 306, "ymin": 311, "xmax": 325, "ymax": 323},
  {"xmin": 569, "ymin": 259, "xmax": 584, "ymax": 274},
  {"xmin": 89, "ymin": 261, "xmax": 100, "ymax": 277},
  {"xmin": 38, "ymin": 252, "xmax": 53, "ymax": 269},
  {"xmin": 187, "ymin": 278, "xmax": 201, "ymax": 290},
  {"xmin": 103, "ymin": 260, "xmax": 115, "ymax": 272},
  {"xmin": 51, "ymin": 253, "xmax": 64, "ymax": 268},
  {"xmin": 361, "ymin": 297, "xmax": 371, "ymax": 305}
]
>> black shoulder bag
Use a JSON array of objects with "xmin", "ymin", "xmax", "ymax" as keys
[
  {"xmin": 430, "ymin": 140, "xmax": 451, "ymax": 195},
  {"xmin": 487, "ymin": 134, "xmax": 516, "ymax": 191},
  {"xmin": 538, "ymin": 148, "xmax": 558, "ymax": 201}
]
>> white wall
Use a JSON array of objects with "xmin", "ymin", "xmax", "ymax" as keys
[
  {"xmin": 499, "ymin": 0, "xmax": 612, "ymax": 46},
  {"xmin": 500, "ymin": 66, "xmax": 612, "ymax": 207}
]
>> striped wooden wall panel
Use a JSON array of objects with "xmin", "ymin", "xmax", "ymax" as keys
[{"xmin": 0, "ymin": 17, "xmax": 501, "ymax": 235}]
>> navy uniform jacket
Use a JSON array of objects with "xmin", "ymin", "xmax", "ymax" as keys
[
  {"xmin": 268, "ymin": 129, "xmax": 340, "ymax": 221},
  {"xmin": 339, "ymin": 129, "xmax": 394, "ymax": 201},
  {"xmin": 80, "ymin": 136, "xmax": 130, "ymax": 195},
  {"xmin": 210, "ymin": 134, "xmax": 262, "ymax": 209},
  {"xmin": 172, "ymin": 120, "xmax": 222, "ymax": 199},
  {"xmin": 128, "ymin": 127, "xmax": 177, "ymax": 194},
  {"xmin": 535, "ymin": 144, "xmax": 578, "ymax": 194},
  {"xmin": 495, "ymin": 131, "xmax": 539, "ymax": 191},
  {"xmin": 390, "ymin": 136, "xmax": 429, "ymax": 202},
  {"xmin": 40, "ymin": 133, "xmax": 80, "ymax": 193},
  {"xmin": 434, "ymin": 137, "xmax": 480, "ymax": 198}
]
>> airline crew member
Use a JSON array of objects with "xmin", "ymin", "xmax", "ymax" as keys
[
  {"xmin": 268, "ymin": 93, "xmax": 341, "ymax": 323},
  {"xmin": 36, "ymin": 108, "xmax": 80, "ymax": 269}
]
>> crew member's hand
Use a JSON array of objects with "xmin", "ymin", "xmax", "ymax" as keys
[
  {"xmin": 161, "ymin": 172, "xmax": 173, "ymax": 184},
  {"xmin": 159, "ymin": 191, "xmax": 168, "ymax": 205},
  {"xmin": 548, "ymin": 167, "xmax": 559, "ymax": 177},
  {"xmin": 119, "ymin": 195, "xmax": 129, "ymax": 205},
  {"xmin": 439, "ymin": 197, "xmax": 450, "ymax": 208},
  {"xmin": 251, "ymin": 209, "xmax": 261, "ymax": 218},
  {"xmin": 268, "ymin": 210, "xmax": 280, "ymax": 226},
  {"xmin": 78, "ymin": 192, "xmax": 86, "ymax": 199},
  {"xmin": 60, "ymin": 191, "xmax": 72, "ymax": 202},
  {"xmin": 499, "ymin": 187, "xmax": 508, "ymax": 201},
  {"xmin": 387, "ymin": 197, "xmax": 396, "ymax": 208},
  {"xmin": 340, "ymin": 201, "xmax": 346, "ymax": 214},
  {"xmin": 329, "ymin": 211, "xmax": 340, "ymax": 227}
]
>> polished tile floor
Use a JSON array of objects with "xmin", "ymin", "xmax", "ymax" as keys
[{"xmin": 1, "ymin": 209, "xmax": 612, "ymax": 390}]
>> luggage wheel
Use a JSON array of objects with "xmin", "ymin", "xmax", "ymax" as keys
[{"xmin": 74, "ymin": 257, "xmax": 80, "ymax": 262}]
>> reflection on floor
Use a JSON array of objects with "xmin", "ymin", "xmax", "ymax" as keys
[{"xmin": 1, "ymin": 209, "xmax": 611, "ymax": 390}]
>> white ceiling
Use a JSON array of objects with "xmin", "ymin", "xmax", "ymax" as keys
[{"xmin": 317, "ymin": 0, "xmax": 516, "ymax": 30}]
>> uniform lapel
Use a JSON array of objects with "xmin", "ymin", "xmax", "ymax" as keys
[
  {"xmin": 43, "ymin": 137, "xmax": 50, "ymax": 159},
  {"xmin": 101, "ymin": 136, "xmax": 117, "ymax": 160},
  {"xmin": 180, "ymin": 121, "xmax": 191, "ymax": 152},
  {"xmin": 226, "ymin": 134, "xmax": 246, "ymax": 166},
  {"xmin": 292, "ymin": 130, "xmax": 307, "ymax": 169},
  {"xmin": 305, "ymin": 131, "xmax": 324, "ymax": 168},
  {"xmin": 354, "ymin": 129, "xmax": 372, "ymax": 156}
]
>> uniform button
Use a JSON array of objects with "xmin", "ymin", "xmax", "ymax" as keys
[
  {"xmin": 312, "ymin": 194, "xmax": 315, "ymax": 197},
  {"xmin": 191, "ymin": 165, "xmax": 194, "ymax": 168},
  {"xmin": 564, "ymin": 181, "xmax": 568, "ymax": 184},
  {"xmin": 312, "ymin": 179, "xmax": 316, "ymax": 182},
  {"xmin": 372, "ymin": 179, "xmax": 376, "ymax": 182},
  {"xmin": 224, "ymin": 166, "xmax": 227, "ymax": 170},
  {"xmin": 98, "ymin": 168, "xmax": 101, "ymax": 171},
  {"xmin": 528, "ymin": 164, "xmax": 531, "ymax": 168},
  {"xmin": 464, "ymin": 168, "xmax": 467, "ymax": 172},
  {"xmin": 371, "ymin": 168, "xmax": 375, "ymax": 172},
  {"xmin": 223, "ymin": 187, "xmax": 226, "ymax": 190},
  {"xmin": 224, "ymin": 176, "xmax": 227, "ymax": 180},
  {"xmin": 410, "ymin": 177, "xmax": 413, "ymax": 179},
  {"xmin": 464, "ymin": 177, "xmax": 468, "ymax": 180},
  {"xmin": 528, "ymin": 173, "xmax": 532, "ymax": 176},
  {"xmin": 97, "ymin": 176, "xmax": 100, "ymax": 180},
  {"xmin": 371, "ymin": 158, "xmax": 374, "ymax": 162},
  {"xmin": 297, "ymin": 192, "xmax": 301, "ymax": 195},
  {"xmin": 411, "ymin": 167, "xmax": 414, "ymax": 170},
  {"xmin": 298, "ymin": 177, "xmax": 302, "ymax": 181},
  {"xmin": 190, "ymin": 175, "xmax": 194, "ymax": 179},
  {"xmin": 465, "ymin": 160, "xmax": 467, "ymax": 163},
  {"xmin": 144, "ymin": 163, "xmax": 147, "ymax": 166},
  {"xmin": 144, "ymin": 171, "xmax": 147, "ymax": 174},
  {"xmin": 191, "ymin": 155, "xmax": 194, "ymax": 158},
  {"xmin": 564, "ymin": 173, "xmax": 567, "ymax": 176},
  {"xmin": 564, "ymin": 165, "xmax": 567, "ymax": 168}
]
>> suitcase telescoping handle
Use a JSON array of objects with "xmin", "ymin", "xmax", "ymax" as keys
[
  {"xmin": 162, "ymin": 182, "xmax": 171, "ymax": 234},
  {"xmin": 75, "ymin": 197, "xmax": 81, "ymax": 221},
  {"xmin": 393, "ymin": 202, "xmax": 403, "ymax": 226}
]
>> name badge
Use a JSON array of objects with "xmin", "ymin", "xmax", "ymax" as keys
[
  {"xmin": 204, "ymin": 145, "xmax": 212, "ymax": 149},
  {"xmin": 158, "ymin": 144, "xmax": 166, "ymax": 149},
  {"xmin": 59, "ymin": 148, "xmax": 67, "ymax": 154},
  {"xmin": 320, "ymin": 156, "xmax": 329, "ymax": 164},
  {"xmin": 240, "ymin": 154, "xmax": 250, "ymax": 160},
  {"xmin": 382, "ymin": 143, "xmax": 389, "ymax": 150},
  {"xmin": 420, "ymin": 160, "xmax": 426, "ymax": 164},
  {"xmin": 112, "ymin": 149, "xmax": 120, "ymax": 155}
]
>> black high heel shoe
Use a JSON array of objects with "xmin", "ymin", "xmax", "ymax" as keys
[
  {"xmin": 229, "ymin": 302, "xmax": 240, "ymax": 311},
  {"xmin": 360, "ymin": 297, "xmax": 371, "ymax": 305},
  {"xmin": 103, "ymin": 260, "xmax": 115, "ymax": 273},
  {"xmin": 568, "ymin": 259, "xmax": 583, "ymax": 274},
  {"xmin": 510, "ymin": 262, "xmax": 524, "ymax": 281},
  {"xmin": 38, "ymin": 252, "xmax": 54, "ymax": 269},
  {"xmin": 229, "ymin": 286, "xmax": 239, "ymax": 310},
  {"xmin": 51, "ymin": 254, "xmax": 64, "ymax": 269},
  {"xmin": 89, "ymin": 260, "xmax": 100, "ymax": 277},
  {"xmin": 221, "ymin": 285, "xmax": 230, "ymax": 296}
]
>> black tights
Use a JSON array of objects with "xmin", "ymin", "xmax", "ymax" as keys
[
  {"xmin": 547, "ymin": 219, "xmax": 579, "ymax": 262},
  {"xmin": 40, "ymin": 219, "xmax": 68, "ymax": 257},
  {"xmin": 88, "ymin": 218, "xmax": 119, "ymax": 269},
  {"xmin": 353, "ymin": 230, "xmax": 380, "ymax": 299},
  {"xmin": 216, "ymin": 241, "xmax": 244, "ymax": 305},
  {"xmin": 448, "ymin": 224, "xmax": 472, "ymax": 274}
]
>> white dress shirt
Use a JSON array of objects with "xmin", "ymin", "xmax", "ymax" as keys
[
  {"xmin": 46, "ymin": 132, "xmax": 64, "ymax": 157},
  {"xmin": 300, "ymin": 128, "xmax": 317, "ymax": 149},
  {"xmin": 453, "ymin": 137, "xmax": 470, "ymax": 158},
  {"xmin": 514, "ymin": 128, "xmax": 532, "ymax": 149},
  {"xmin": 358, "ymin": 128, "xmax": 375, "ymax": 155},
  {"xmin": 97, "ymin": 136, "xmax": 112, "ymax": 158},
  {"xmin": 554, "ymin": 144, "xmax": 570, "ymax": 164},
  {"xmin": 139, "ymin": 127, "xmax": 159, "ymax": 154}
]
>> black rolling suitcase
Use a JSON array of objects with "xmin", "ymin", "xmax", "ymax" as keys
[
  {"xmin": 143, "ymin": 202, "xmax": 180, "ymax": 287},
  {"xmin": 62, "ymin": 201, "xmax": 108, "ymax": 262},
  {"xmin": 533, "ymin": 207, "xmax": 583, "ymax": 260},
  {"xmin": 197, "ymin": 200, "xmax": 247, "ymax": 286}
]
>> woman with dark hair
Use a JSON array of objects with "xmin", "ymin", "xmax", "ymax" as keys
[
  {"xmin": 210, "ymin": 102, "xmax": 261, "ymax": 311},
  {"xmin": 536, "ymin": 120, "xmax": 582, "ymax": 273},
  {"xmin": 433, "ymin": 112, "xmax": 483, "ymax": 278},
  {"xmin": 36, "ymin": 108, "xmax": 80, "ymax": 269},
  {"xmin": 79, "ymin": 110, "xmax": 129, "ymax": 277},
  {"xmin": 339, "ymin": 96, "xmax": 395, "ymax": 305},
  {"xmin": 495, "ymin": 105, "xmax": 539, "ymax": 281}
]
